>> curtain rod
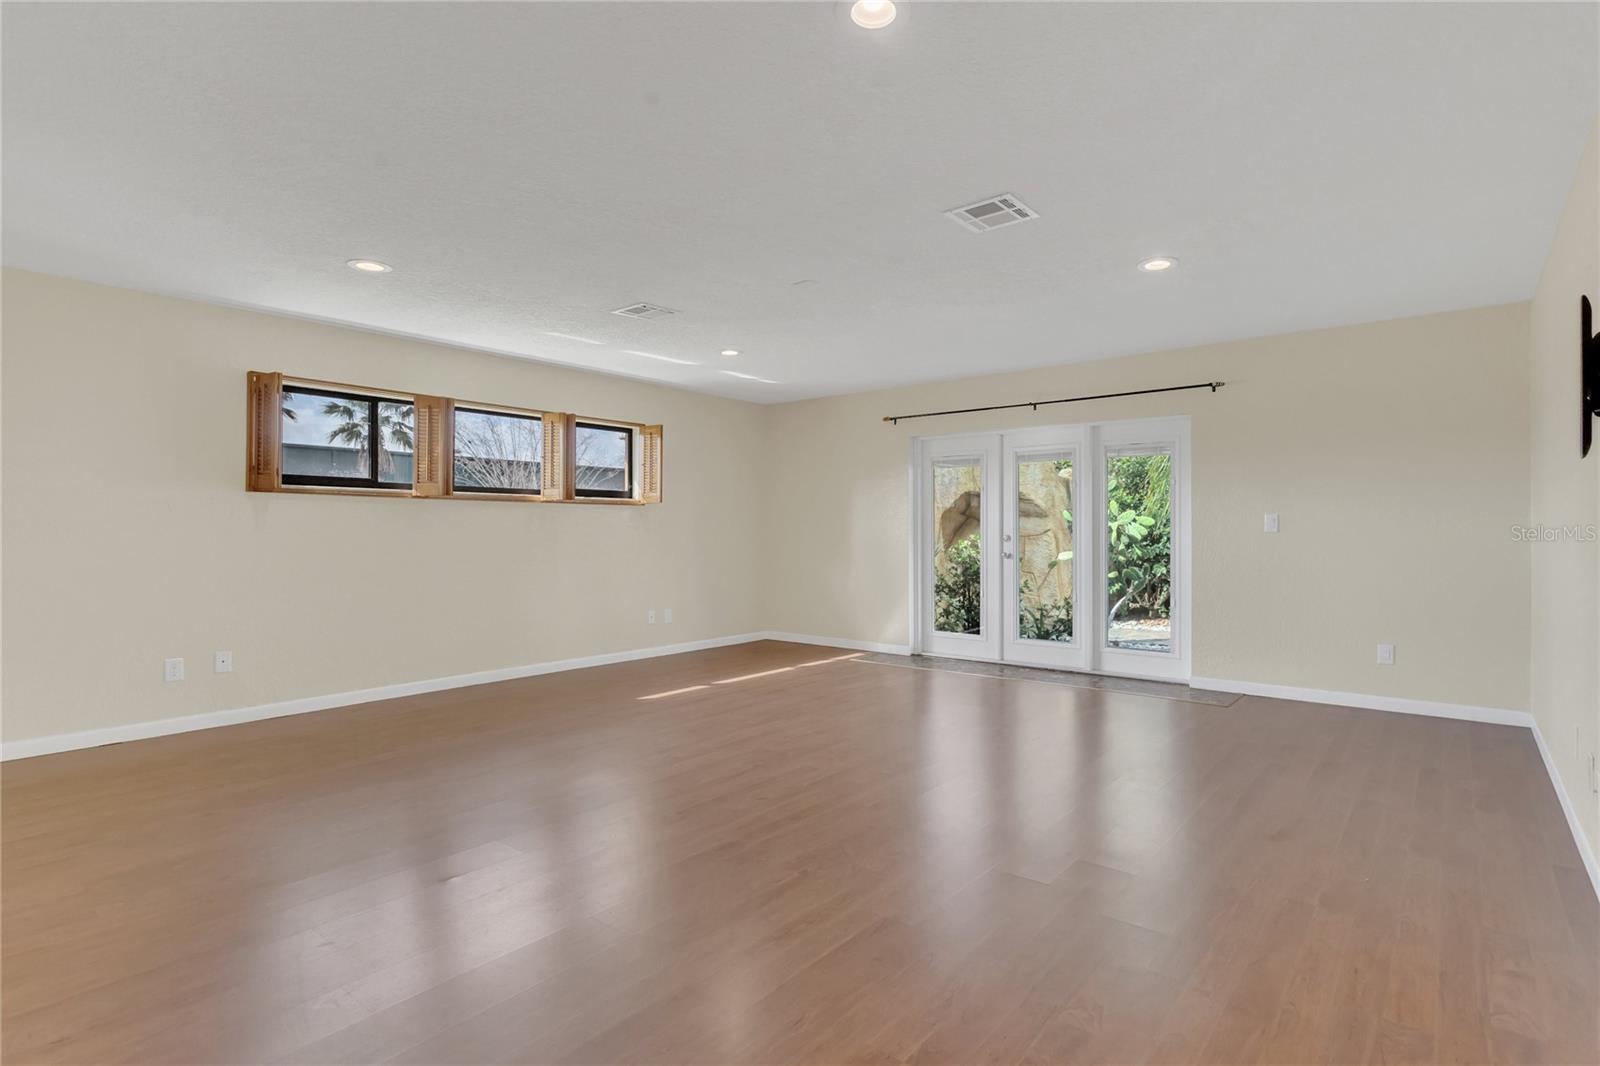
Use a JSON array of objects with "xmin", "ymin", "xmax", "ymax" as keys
[{"xmin": 882, "ymin": 380, "xmax": 1226, "ymax": 424}]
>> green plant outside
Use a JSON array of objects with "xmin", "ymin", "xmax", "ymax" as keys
[
  {"xmin": 933, "ymin": 533, "xmax": 983, "ymax": 634},
  {"xmin": 933, "ymin": 453, "xmax": 1171, "ymax": 639},
  {"xmin": 1018, "ymin": 577, "xmax": 1073, "ymax": 640},
  {"xmin": 1102, "ymin": 454, "xmax": 1171, "ymax": 626}
]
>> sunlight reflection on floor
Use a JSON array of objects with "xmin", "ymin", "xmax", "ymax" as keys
[{"xmin": 636, "ymin": 654, "xmax": 863, "ymax": 700}]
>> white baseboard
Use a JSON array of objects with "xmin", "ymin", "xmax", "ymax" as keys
[
  {"xmin": 1529, "ymin": 717, "xmax": 1600, "ymax": 902},
  {"xmin": 758, "ymin": 631, "xmax": 913, "ymax": 656},
  {"xmin": 1188, "ymin": 675, "xmax": 1532, "ymax": 728},
  {"xmin": 0, "ymin": 632, "xmax": 770, "ymax": 761}
]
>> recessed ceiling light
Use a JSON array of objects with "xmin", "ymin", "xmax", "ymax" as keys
[
  {"xmin": 346, "ymin": 259, "xmax": 392, "ymax": 273},
  {"xmin": 850, "ymin": 0, "xmax": 896, "ymax": 29},
  {"xmin": 720, "ymin": 349, "xmax": 741, "ymax": 357},
  {"xmin": 721, "ymin": 370, "xmax": 780, "ymax": 384},
  {"xmin": 624, "ymin": 350, "xmax": 698, "ymax": 365},
  {"xmin": 1138, "ymin": 257, "xmax": 1177, "ymax": 272},
  {"xmin": 543, "ymin": 331, "xmax": 604, "ymax": 345}
]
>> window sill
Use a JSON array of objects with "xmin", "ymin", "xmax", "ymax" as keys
[
  {"xmin": 447, "ymin": 491, "xmax": 548, "ymax": 503},
  {"xmin": 444, "ymin": 491, "xmax": 643, "ymax": 505},
  {"xmin": 268, "ymin": 484, "xmax": 415, "ymax": 499},
  {"xmin": 254, "ymin": 484, "xmax": 651, "ymax": 504}
]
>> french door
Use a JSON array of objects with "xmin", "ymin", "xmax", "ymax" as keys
[{"xmin": 914, "ymin": 417, "xmax": 1190, "ymax": 681}]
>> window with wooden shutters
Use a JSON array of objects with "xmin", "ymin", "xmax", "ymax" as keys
[
  {"xmin": 245, "ymin": 373, "xmax": 660, "ymax": 505},
  {"xmin": 246, "ymin": 371, "xmax": 284, "ymax": 491},
  {"xmin": 412, "ymin": 395, "xmax": 450, "ymax": 497},
  {"xmin": 542, "ymin": 412, "xmax": 570, "ymax": 500},
  {"xmin": 641, "ymin": 424, "xmax": 664, "ymax": 503}
]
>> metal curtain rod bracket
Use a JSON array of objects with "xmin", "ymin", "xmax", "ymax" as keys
[{"xmin": 883, "ymin": 381, "xmax": 1225, "ymax": 424}]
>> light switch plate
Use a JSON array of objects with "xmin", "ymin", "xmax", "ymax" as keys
[
  {"xmin": 1376, "ymin": 643, "xmax": 1395, "ymax": 666},
  {"xmin": 1263, "ymin": 513, "xmax": 1279, "ymax": 533},
  {"xmin": 164, "ymin": 657, "xmax": 185, "ymax": 682}
]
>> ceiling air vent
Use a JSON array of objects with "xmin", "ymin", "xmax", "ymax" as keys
[
  {"xmin": 945, "ymin": 193, "xmax": 1039, "ymax": 233},
  {"xmin": 610, "ymin": 302, "xmax": 679, "ymax": 319}
]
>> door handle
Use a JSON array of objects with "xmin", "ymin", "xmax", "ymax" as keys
[{"xmin": 1002, "ymin": 551, "xmax": 1014, "ymax": 559}]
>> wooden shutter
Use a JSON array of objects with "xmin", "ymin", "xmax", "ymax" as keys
[
  {"xmin": 246, "ymin": 371, "xmax": 283, "ymax": 491},
  {"xmin": 640, "ymin": 424, "xmax": 664, "ymax": 503},
  {"xmin": 542, "ymin": 412, "xmax": 571, "ymax": 500},
  {"xmin": 412, "ymin": 395, "xmax": 451, "ymax": 497}
]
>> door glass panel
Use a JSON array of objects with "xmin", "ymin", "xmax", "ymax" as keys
[
  {"xmin": 1105, "ymin": 450, "xmax": 1173, "ymax": 652},
  {"xmin": 1015, "ymin": 451, "xmax": 1073, "ymax": 642},
  {"xmin": 933, "ymin": 457, "xmax": 983, "ymax": 635}
]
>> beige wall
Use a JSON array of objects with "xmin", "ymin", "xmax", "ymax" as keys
[
  {"xmin": 0, "ymin": 272, "xmax": 1551, "ymax": 748},
  {"xmin": 764, "ymin": 304, "xmax": 1533, "ymax": 712},
  {"xmin": 1, "ymin": 269, "xmax": 770, "ymax": 743},
  {"xmin": 1529, "ymin": 122, "xmax": 1600, "ymax": 856}
]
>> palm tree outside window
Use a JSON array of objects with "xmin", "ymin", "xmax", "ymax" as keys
[{"xmin": 280, "ymin": 386, "xmax": 415, "ymax": 488}]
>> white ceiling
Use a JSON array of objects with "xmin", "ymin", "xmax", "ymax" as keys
[{"xmin": 4, "ymin": 2, "xmax": 1596, "ymax": 402}]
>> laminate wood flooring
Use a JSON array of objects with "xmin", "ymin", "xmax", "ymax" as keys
[{"xmin": 3, "ymin": 641, "xmax": 1594, "ymax": 1064}]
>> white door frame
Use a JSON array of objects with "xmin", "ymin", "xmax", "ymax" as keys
[{"xmin": 910, "ymin": 415, "xmax": 1192, "ymax": 682}]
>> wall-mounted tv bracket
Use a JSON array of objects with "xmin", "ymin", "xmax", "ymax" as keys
[{"xmin": 1583, "ymin": 295, "xmax": 1598, "ymax": 458}]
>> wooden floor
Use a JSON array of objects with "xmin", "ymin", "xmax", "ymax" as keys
[{"xmin": 3, "ymin": 641, "xmax": 1596, "ymax": 1065}]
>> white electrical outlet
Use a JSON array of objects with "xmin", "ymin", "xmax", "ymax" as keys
[
  {"xmin": 164, "ymin": 657, "xmax": 185, "ymax": 682},
  {"xmin": 1376, "ymin": 643, "xmax": 1394, "ymax": 666},
  {"xmin": 214, "ymin": 651, "xmax": 233, "ymax": 674},
  {"xmin": 664, "ymin": 608, "xmax": 673, "ymax": 624},
  {"xmin": 1263, "ymin": 512, "xmax": 1279, "ymax": 534},
  {"xmin": 647, "ymin": 609, "xmax": 656, "ymax": 624}
]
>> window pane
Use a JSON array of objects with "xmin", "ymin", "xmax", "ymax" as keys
[
  {"xmin": 574, "ymin": 423, "xmax": 631, "ymax": 495},
  {"xmin": 932, "ymin": 457, "xmax": 983, "ymax": 635},
  {"xmin": 453, "ymin": 409, "xmax": 542, "ymax": 493},
  {"xmin": 1105, "ymin": 450, "xmax": 1172, "ymax": 652},
  {"xmin": 1016, "ymin": 451, "xmax": 1072, "ymax": 642},
  {"xmin": 281, "ymin": 389, "xmax": 371, "ymax": 479},
  {"xmin": 377, "ymin": 401, "xmax": 415, "ymax": 486}
]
